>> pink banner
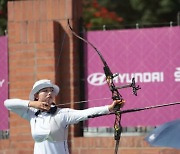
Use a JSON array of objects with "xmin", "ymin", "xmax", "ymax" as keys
[
  {"xmin": 0, "ymin": 36, "xmax": 8, "ymax": 130},
  {"xmin": 86, "ymin": 26, "xmax": 180, "ymax": 127}
]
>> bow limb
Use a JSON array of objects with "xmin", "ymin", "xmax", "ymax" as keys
[{"xmin": 67, "ymin": 19, "xmax": 111, "ymax": 73}]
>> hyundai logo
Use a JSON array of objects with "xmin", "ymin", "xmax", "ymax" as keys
[{"xmin": 87, "ymin": 73, "xmax": 106, "ymax": 86}]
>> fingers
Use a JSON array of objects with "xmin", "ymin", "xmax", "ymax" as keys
[
  {"xmin": 40, "ymin": 102, "xmax": 51, "ymax": 111},
  {"xmin": 29, "ymin": 101, "xmax": 51, "ymax": 111},
  {"xmin": 114, "ymin": 99, "xmax": 125, "ymax": 104},
  {"xmin": 113, "ymin": 99, "xmax": 125, "ymax": 108},
  {"xmin": 108, "ymin": 99, "xmax": 125, "ymax": 112}
]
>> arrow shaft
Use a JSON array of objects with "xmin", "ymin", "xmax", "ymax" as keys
[
  {"xmin": 120, "ymin": 102, "xmax": 180, "ymax": 114},
  {"xmin": 88, "ymin": 102, "xmax": 180, "ymax": 118}
]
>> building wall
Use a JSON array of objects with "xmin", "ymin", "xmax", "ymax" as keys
[{"xmin": 0, "ymin": 0, "xmax": 179, "ymax": 154}]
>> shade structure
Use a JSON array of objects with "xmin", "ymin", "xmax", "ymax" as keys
[{"xmin": 145, "ymin": 119, "xmax": 180, "ymax": 149}]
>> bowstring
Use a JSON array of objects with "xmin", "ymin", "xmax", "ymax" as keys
[
  {"xmin": 55, "ymin": 21, "xmax": 68, "ymax": 72},
  {"xmin": 56, "ymin": 31, "xmax": 67, "ymax": 72}
]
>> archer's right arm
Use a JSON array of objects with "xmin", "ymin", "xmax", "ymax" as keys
[{"xmin": 4, "ymin": 99, "xmax": 31, "ymax": 120}]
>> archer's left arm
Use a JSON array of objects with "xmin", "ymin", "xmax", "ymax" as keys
[{"xmin": 63, "ymin": 100, "xmax": 125, "ymax": 125}]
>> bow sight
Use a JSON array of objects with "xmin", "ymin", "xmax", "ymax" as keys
[{"xmin": 115, "ymin": 77, "xmax": 141, "ymax": 96}]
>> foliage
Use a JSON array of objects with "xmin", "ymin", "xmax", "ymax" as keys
[
  {"xmin": 83, "ymin": 0, "xmax": 180, "ymax": 29},
  {"xmin": 0, "ymin": 0, "xmax": 7, "ymax": 36},
  {"xmin": 83, "ymin": 0, "xmax": 123, "ymax": 30},
  {"xmin": 0, "ymin": 0, "xmax": 179, "ymax": 33},
  {"xmin": 130, "ymin": 0, "xmax": 180, "ymax": 24}
]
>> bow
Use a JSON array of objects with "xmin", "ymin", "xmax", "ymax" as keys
[{"xmin": 67, "ymin": 19, "xmax": 140, "ymax": 154}]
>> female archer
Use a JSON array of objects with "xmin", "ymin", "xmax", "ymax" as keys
[{"xmin": 4, "ymin": 79, "xmax": 124, "ymax": 154}]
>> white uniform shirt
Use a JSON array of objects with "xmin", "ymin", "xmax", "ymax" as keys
[{"xmin": 4, "ymin": 99, "xmax": 110, "ymax": 154}]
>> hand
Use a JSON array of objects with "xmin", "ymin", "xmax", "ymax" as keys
[
  {"xmin": 108, "ymin": 99, "xmax": 125, "ymax": 112},
  {"xmin": 28, "ymin": 101, "xmax": 51, "ymax": 111}
]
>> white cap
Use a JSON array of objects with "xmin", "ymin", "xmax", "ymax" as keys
[{"xmin": 29, "ymin": 79, "xmax": 60, "ymax": 101}]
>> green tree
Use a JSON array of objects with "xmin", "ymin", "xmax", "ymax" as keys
[
  {"xmin": 1, "ymin": 0, "xmax": 180, "ymax": 33},
  {"xmin": 83, "ymin": 0, "xmax": 180, "ymax": 29},
  {"xmin": 0, "ymin": 0, "xmax": 7, "ymax": 36},
  {"xmin": 130, "ymin": 0, "xmax": 180, "ymax": 24}
]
